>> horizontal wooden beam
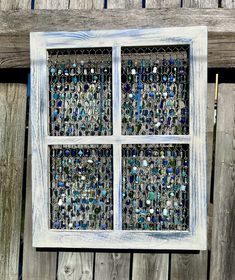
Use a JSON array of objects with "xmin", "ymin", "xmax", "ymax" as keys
[{"xmin": 0, "ymin": 9, "xmax": 234, "ymax": 68}]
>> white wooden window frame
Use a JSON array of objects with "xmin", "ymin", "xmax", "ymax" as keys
[{"xmin": 31, "ymin": 26, "xmax": 207, "ymax": 250}]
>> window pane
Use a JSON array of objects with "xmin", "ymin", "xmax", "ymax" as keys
[
  {"xmin": 48, "ymin": 48, "xmax": 113, "ymax": 136},
  {"xmin": 122, "ymin": 144, "xmax": 189, "ymax": 230},
  {"xmin": 121, "ymin": 46, "xmax": 189, "ymax": 135},
  {"xmin": 50, "ymin": 145, "xmax": 113, "ymax": 230}
]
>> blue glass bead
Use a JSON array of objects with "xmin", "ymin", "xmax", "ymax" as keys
[
  {"xmin": 149, "ymin": 91, "xmax": 155, "ymax": 98},
  {"xmin": 175, "ymin": 58, "xmax": 181, "ymax": 67},
  {"xmin": 169, "ymin": 74, "xmax": 175, "ymax": 82},
  {"xmin": 78, "ymin": 150, "xmax": 83, "ymax": 156},
  {"xmin": 98, "ymin": 201, "xmax": 103, "ymax": 206},
  {"xmin": 64, "ymin": 69, "xmax": 69, "ymax": 76},
  {"xmin": 163, "ymin": 208, "xmax": 168, "ymax": 216},
  {"xmin": 169, "ymin": 57, "xmax": 174, "ymax": 65},
  {"xmin": 50, "ymin": 67, "xmax": 56, "ymax": 74},
  {"xmin": 169, "ymin": 91, "xmax": 175, "ymax": 97},
  {"xmin": 135, "ymin": 208, "xmax": 140, "ymax": 214},
  {"xmin": 135, "ymin": 176, "xmax": 140, "ymax": 183},
  {"xmin": 102, "ymin": 224, "xmax": 107, "ymax": 230},
  {"xmin": 167, "ymin": 117, "xmax": 171, "ymax": 125},
  {"xmin": 152, "ymin": 217, "xmax": 157, "ymax": 223},
  {"xmin": 138, "ymin": 217, "xmax": 145, "ymax": 223},
  {"xmin": 152, "ymin": 168, "xmax": 158, "ymax": 175},
  {"xmin": 53, "ymin": 110, "xmax": 59, "ymax": 117},
  {"xmin": 130, "ymin": 175, "xmax": 134, "ymax": 183},
  {"xmin": 53, "ymin": 221, "xmax": 60, "ymax": 229},
  {"xmin": 72, "ymin": 76, "xmax": 78, "ymax": 84},
  {"xmin": 75, "ymin": 222, "xmax": 80, "ymax": 229},
  {"xmin": 84, "ymin": 84, "xmax": 89, "ymax": 91},
  {"xmin": 124, "ymin": 83, "xmax": 131, "ymax": 93},
  {"xmin": 169, "ymin": 109, "xmax": 175, "ymax": 117},
  {"xmin": 58, "ymin": 181, "xmax": 64, "ymax": 187},
  {"xmin": 80, "ymin": 109, "xmax": 85, "ymax": 117},
  {"xmin": 162, "ymin": 58, "xmax": 167, "ymax": 66},
  {"xmin": 163, "ymin": 160, "xmax": 168, "ymax": 166},
  {"xmin": 167, "ymin": 167, "xmax": 173, "ymax": 174},
  {"xmin": 57, "ymin": 100, "xmax": 62, "ymax": 107},
  {"xmin": 64, "ymin": 149, "xmax": 70, "ymax": 157},
  {"xmin": 162, "ymin": 74, "xmax": 168, "ymax": 82},
  {"xmin": 141, "ymin": 209, "xmax": 147, "ymax": 215},
  {"xmin": 142, "ymin": 160, "xmax": 148, "ymax": 167},
  {"xmin": 102, "ymin": 190, "xmax": 107, "ymax": 196},
  {"xmin": 53, "ymin": 93, "xmax": 59, "ymax": 99}
]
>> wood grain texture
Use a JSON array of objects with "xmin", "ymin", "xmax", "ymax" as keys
[
  {"xmin": 183, "ymin": 0, "xmax": 218, "ymax": 8},
  {"xmin": 0, "ymin": 9, "xmax": 234, "ymax": 68},
  {"xmin": 95, "ymin": 253, "xmax": 130, "ymax": 280},
  {"xmin": 221, "ymin": 0, "xmax": 235, "ymax": 8},
  {"xmin": 108, "ymin": 0, "xmax": 125, "ymax": 8},
  {"xmin": 92, "ymin": 0, "xmax": 104, "ymax": 9},
  {"xmin": 0, "ymin": 0, "xmax": 30, "ymax": 9},
  {"xmin": 170, "ymin": 84, "xmax": 215, "ymax": 279},
  {"xmin": 0, "ymin": 83, "xmax": 27, "ymax": 280},
  {"xmin": 146, "ymin": 0, "xmax": 181, "ymax": 8},
  {"xmin": 171, "ymin": 252, "xmax": 207, "ymax": 280},
  {"xmin": 210, "ymin": 84, "xmax": 235, "ymax": 280},
  {"xmin": 34, "ymin": 0, "xmax": 69, "ymax": 9},
  {"xmin": 132, "ymin": 254, "xmax": 169, "ymax": 280},
  {"xmin": 57, "ymin": 252, "xmax": 94, "ymax": 280},
  {"xmin": 69, "ymin": 0, "xmax": 93, "ymax": 9},
  {"xmin": 125, "ymin": 0, "xmax": 142, "ymax": 8},
  {"xmin": 22, "ymin": 121, "xmax": 58, "ymax": 280}
]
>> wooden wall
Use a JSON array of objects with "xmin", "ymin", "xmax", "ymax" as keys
[{"xmin": 0, "ymin": 1, "xmax": 234, "ymax": 279}]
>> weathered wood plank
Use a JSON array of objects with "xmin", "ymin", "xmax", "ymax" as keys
[
  {"xmin": 0, "ymin": 83, "xmax": 27, "ymax": 280},
  {"xmin": 171, "ymin": 252, "xmax": 207, "ymax": 280},
  {"xmin": 183, "ymin": 0, "xmax": 218, "ymax": 8},
  {"xmin": 93, "ymin": 0, "xmax": 104, "ymax": 9},
  {"xmin": 210, "ymin": 84, "xmax": 235, "ymax": 280},
  {"xmin": 22, "ymin": 121, "xmax": 58, "ymax": 280},
  {"xmin": 0, "ymin": 9, "xmax": 234, "ymax": 68},
  {"xmin": 125, "ymin": 0, "xmax": 142, "ymax": 8},
  {"xmin": 108, "ymin": 0, "xmax": 125, "ymax": 8},
  {"xmin": 95, "ymin": 253, "xmax": 130, "ymax": 280},
  {"xmin": 146, "ymin": 0, "xmax": 181, "ymax": 8},
  {"xmin": 132, "ymin": 254, "xmax": 169, "ymax": 280},
  {"xmin": 221, "ymin": 0, "xmax": 235, "ymax": 8},
  {"xmin": 0, "ymin": 0, "xmax": 30, "ymax": 10},
  {"xmin": 69, "ymin": 0, "xmax": 93, "ymax": 9},
  {"xmin": 34, "ymin": 0, "xmax": 69, "ymax": 9},
  {"xmin": 170, "ymin": 83, "xmax": 215, "ymax": 279},
  {"xmin": 57, "ymin": 252, "xmax": 94, "ymax": 280},
  {"xmin": 146, "ymin": 0, "xmax": 160, "ymax": 8}
]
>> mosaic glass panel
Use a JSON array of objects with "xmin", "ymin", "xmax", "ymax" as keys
[
  {"xmin": 122, "ymin": 144, "xmax": 189, "ymax": 230},
  {"xmin": 48, "ymin": 48, "xmax": 112, "ymax": 136},
  {"xmin": 50, "ymin": 145, "xmax": 113, "ymax": 230},
  {"xmin": 121, "ymin": 46, "xmax": 190, "ymax": 135}
]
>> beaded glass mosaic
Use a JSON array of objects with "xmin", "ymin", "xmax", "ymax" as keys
[
  {"xmin": 121, "ymin": 46, "xmax": 190, "ymax": 135},
  {"xmin": 122, "ymin": 144, "xmax": 189, "ymax": 230},
  {"xmin": 48, "ymin": 48, "xmax": 113, "ymax": 136},
  {"xmin": 50, "ymin": 145, "xmax": 113, "ymax": 230},
  {"xmin": 48, "ymin": 46, "xmax": 190, "ymax": 231}
]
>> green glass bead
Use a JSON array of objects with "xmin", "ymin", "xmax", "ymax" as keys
[{"xmin": 149, "ymin": 192, "xmax": 155, "ymax": 201}]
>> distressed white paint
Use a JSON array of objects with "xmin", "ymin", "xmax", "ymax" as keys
[{"xmin": 30, "ymin": 27, "xmax": 207, "ymax": 250}]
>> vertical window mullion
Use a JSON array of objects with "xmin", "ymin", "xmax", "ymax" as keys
[{"xmin": 112, "ymin": 45, "xmax": 122, "ymax": 230}]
